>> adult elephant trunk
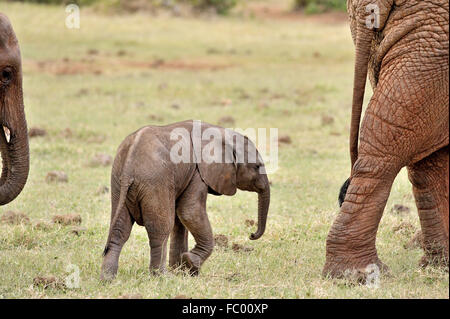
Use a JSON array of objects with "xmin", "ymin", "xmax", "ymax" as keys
[
  {"xmin": 250, "ymin": 175, "xmax": 270, "ymax": 240},
  {"xmin": 0, "ymin": 83, "xmax": 29, "ymax": 205},
  {"xmin": 0, "ymin": 13, "xmax": 30, "ymax": 205}
]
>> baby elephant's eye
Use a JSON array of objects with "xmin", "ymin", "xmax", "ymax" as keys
[{"xmin": 1, "ymin": 67, "xmax": 13, "ymax": 85}]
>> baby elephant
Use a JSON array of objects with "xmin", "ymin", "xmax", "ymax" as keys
[{"xmin": 100, "ymin": 120, "xmax": 270, "ymax": 280}]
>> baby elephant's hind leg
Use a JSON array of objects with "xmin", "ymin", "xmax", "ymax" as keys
[
  {"xmin": 169, "ymin": 214, "xmax": 188, "ymax": 269},
  {"xmin": 146, "ymin": 230, "xmax": 171, "ymax": 275},
  {"xmin": 140, "ymin": 189, "xmax": 175, "ymax": 275}
]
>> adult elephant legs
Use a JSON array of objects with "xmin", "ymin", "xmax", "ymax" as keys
[
  {"xmin": 324, "ymin": 75, "xmax": 412, "ymax": 279},
  {"xmin": 323, "ymin": 153, "xmax": 401, "ymax": 278},
  {"xmin": 408, "ymin": 147, "xmax": 449, "ymax": 267}
]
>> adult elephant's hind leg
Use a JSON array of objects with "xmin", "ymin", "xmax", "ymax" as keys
[
  {"xmin": 408, "ymin": 146, "xmax": 449, "ymax": 268},
  {"xmin": 323, "ymin": 154, "xmax": 401, "ymax": 280}
]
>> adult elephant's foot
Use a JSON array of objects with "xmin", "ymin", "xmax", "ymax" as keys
[
  {"xmin": 323, "ymin": 254, "xmax": 389, "ymax": 284},
  {"xmin": 181, "ymin": 252, "xmax": 202, "ymax": 276},
  {"xmin": 323, "ymin": 228, "xmax": 390, "ymax": 284},
  {"xmin": 419, "ymin": 241, "xmax": 449, "ymax": 270}
]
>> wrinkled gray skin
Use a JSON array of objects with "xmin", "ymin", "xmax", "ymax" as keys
[
  {"xmin": 0, "ymin": 13, "xmax": 30, "ymax": 205},
  {"xmin": 100, "ymin": 120, "xmax": 270, "ymax": 280},
  {"xmin": 324, "ymin": 0, "xmax": 449, "ymax": 279}
]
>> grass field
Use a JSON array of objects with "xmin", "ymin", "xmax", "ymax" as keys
[{"xmin": 0, "ymin": 1, "xmax": 448, "ymax": 298}]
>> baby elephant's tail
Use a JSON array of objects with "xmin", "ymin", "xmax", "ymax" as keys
[{"xmin": 103, "ymin": 176, "xmax": 134, "ymax": 256}]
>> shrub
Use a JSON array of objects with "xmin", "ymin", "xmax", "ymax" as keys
[
  {"xmin": 7, "ymin": 0, "xmax": 239, "ymax": 15},
  {"xmin": 187, "ymin": 0, "xmax": 238, "ymax": 15},
  {"xmin": 294, "ymin": 0, "xmax": 346, "ymax": 14},
  {"xmin": 6, "ymin": 0, "xmax": 98, "ymax": 4}
]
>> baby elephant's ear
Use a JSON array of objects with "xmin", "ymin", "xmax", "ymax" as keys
[{"xmin": 192, "ymin": 126, "xmax": 237, "ymax": 196}]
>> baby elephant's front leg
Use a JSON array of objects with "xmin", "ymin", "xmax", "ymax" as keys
[{"xmin": 177, "ymin": 172, "xmax": 214, "ymax": 276}]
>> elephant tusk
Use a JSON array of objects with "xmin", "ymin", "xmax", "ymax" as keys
[{"xmin": 3, "ymin": 126, "xmax": 10, "ymax": 143}]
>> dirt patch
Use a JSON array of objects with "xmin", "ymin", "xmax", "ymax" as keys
[
  {"xmin": 75, "ymin": 88, "xmax": 90, "ymax": 97},
  {"xmin": 321, "ymin": 115, "xmax": 335, "ymax": 126},
  {"xmin": 258, "ymin": 101, "xmax": 270, "ymax": 110},
  {"xmin": 33, "ymin": 275, "xmax": 65, "ymax": 289},
  {"xmin": 118, "ymin": 293, "xmax": 143, "ymax": 299},
  {"xmin": 393, "ymin": 222, "xmax": 416, "ymax": 236},
  {"xmin": 390, "ymin": 204, "xmax": 411, "ymax": 215},
  {"xmin": 125, "ymin": 59, "xmax": 232, "ymax": 71},
  {"xmin": 214, "ymin": 234, "xmax": 229, "ymax": 248},
  {"xmin": 1, "ymin": 211, "xmax": 30, "ymax": 225},
  {"xmin": 116, "ymin": 50, "xmax": 128, "ymax": 57},
  {"xmin": 28, "ymin": 127, "xmax": 47, "ymax": 138},
  {"xmin": 148, "ymin": 114, "xmax": 164, "ymax": 122},
  {"xmin": 52, "ymin": 214, "xmax": 82, "ymax": 226},
  {"xmin": 33, "ymin": 221, "xmax": 53, "ymax": 231},
  {"xmin": 245, "ymin": 219, "xmax": 255, "ymax": 227},
  {"xmin": 225, "ymin": 272, "xmax": 241, "ymax": 282},
  {"xmin": 60, "ymin": 128, "xmax": 74, "ymax": 139},
  {"xmin": 27, "ymin": 59, "xmax": 102, "ymax": 76},
  {"xmin": 219, "ymin": 98, "xmax": 233, "ymax": 107},
  {"xmin": 46, "ymin": 171, "xmax": 68, "ymax": 183},
  {"xmin": 86, "ymin": 134, "xmax": 107, "ymax": 144},
  {"xmin": 71, "ymin": 226, "xmax": 87, "ymax": 236},
  {"xmin": 237, "ymin": 91, "xmax": 251, "ymax": 100},
  {"xmin": 404, "ymin": 230, "xmax": 424, "ymax": 250},
  {"xmin": 232, "ymin": 243, "xmax": 254, "ymax": 253},
  {"xmin": 26, "ymin": 57, "xmax": 232, "ymax": 76},
  {"xmin": 278, "ymin": 135, "xmax": 292, "ymax": 145},
  {"xmin": 218, "ymin": 116, "xmax": 235, "ymax": 126},
  {"xmin": 88, "ymin": 153, "xmax": 113, "ymax": 168},
  {"xmin": 87, "ymin": 49, "xmax": 99, "ymax": 56}
]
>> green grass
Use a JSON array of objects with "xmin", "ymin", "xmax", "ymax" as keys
[{"xmin": 0, "ymin": 2, "xmax": 448, "ymax": 298}]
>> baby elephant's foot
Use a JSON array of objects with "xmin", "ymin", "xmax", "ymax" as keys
[
  {"xmin": 100, "ymin": 249, "xmax": 120, "ymax": 282},
  {"xmin": 150, "ymin": 266, "xmax": 167, "ymax": 276},
  {"xmin": 100, "ymin": 265, "xmax": 118, "ymax": 282},
  {"xmin": 181, "ymin": 252, "xmax": 202, "ymax": 276}
]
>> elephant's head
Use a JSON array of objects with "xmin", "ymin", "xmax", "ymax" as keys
[
  {"xmin": 0, "ymin": 13, "xmax": 29, "ymax": 205},
  {"xmin": 193, "ymin": 124, "xmax": 270, "ymax": 240}
]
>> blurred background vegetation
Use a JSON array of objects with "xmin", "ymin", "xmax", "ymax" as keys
[{"xmin": 5, "ymin": 0, "xmax": 347, "ymax": 15}]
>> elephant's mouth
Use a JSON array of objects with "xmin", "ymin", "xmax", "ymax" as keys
[{"xmin": 2, "ymin": 125, "xmax": 11, "ymax": 144}]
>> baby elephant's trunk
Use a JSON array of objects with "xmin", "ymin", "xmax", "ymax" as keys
[{"xmin": 250, "ymin": 176, "xmax": 270, "ymax": 240}]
